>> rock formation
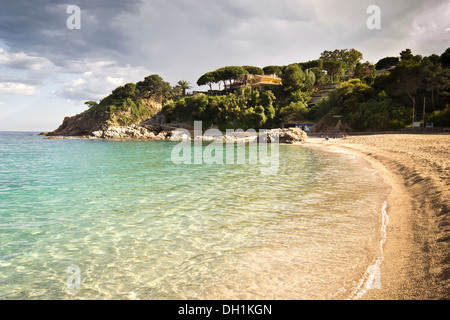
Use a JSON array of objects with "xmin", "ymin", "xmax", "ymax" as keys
[{"xmin": 264, "ymin": 128, "xmax": 308, "ymax": 144}]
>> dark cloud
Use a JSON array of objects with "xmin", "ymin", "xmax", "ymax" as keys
[
  {"xmin": 0, "ymin": 0, "xmax": 142, "ymax": 66},
  {"xmin": 0, "ymin": 0, "xmax": 317, "ymax": 71}
]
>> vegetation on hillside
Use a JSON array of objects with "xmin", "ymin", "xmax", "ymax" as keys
[
  {"xmin": 86, "ymin": 74, "xmax": 172, "ymax": 126},
  {"xmin": 84, "ymin": 46, "xmax": 450, "ymax": 131},
  {"xmin": 312, "ymin": 48, "xmax": 450, "ymax": 131}
]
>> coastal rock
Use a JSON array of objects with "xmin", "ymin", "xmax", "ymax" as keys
[
  {"xmin": 155, "ymin": 130, "xmax": 171, "ymax": 140},
  {"xmin": 264, "ymin": 128, "xmax": 308, "ymax": 144},
  {"xmin": 94, "ymin": 125, "xmax": 159, "ymax": 140},
  {"xmin": 45, "ymin": 97, "xmax": 162, "ymax": 137},
  {"xmin": 45, "ymin": 109, "xmax": 108, "ymax": 137},
  {"xmin": 142, "ymin": 130, "xmax": 156, "ymax": 139},
  {"xmin": 92, "ymin": 131, "xmax": 103, "ymax": 138},
  {"xmin": 170, "ymin": 129, "xmax": 190, "ymax": 141},
  {"xmin": 87, "ymin": 125, "xmax": 307, "ymax": 143},
  {"xmin": 202, "ymin": 135, "xmax": 218, "ymax": 141}
]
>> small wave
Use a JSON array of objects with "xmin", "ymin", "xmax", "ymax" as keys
[{"xmin": 348, "ymin": 201, "xmax": 389, "ymax": 300}]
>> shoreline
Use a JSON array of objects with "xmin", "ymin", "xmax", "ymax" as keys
[{"xmin": 302, "ymin": 134, "xmax": 450, "ymax": 300}]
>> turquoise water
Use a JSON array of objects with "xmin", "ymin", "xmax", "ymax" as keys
[{"xmin": 0, "ymin": 132, "xmax": 390, "ymax": 300}]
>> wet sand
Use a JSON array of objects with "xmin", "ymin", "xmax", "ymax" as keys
[{"xmin": 303, "ymin": 134, "xmax": 450, "ymax": 300}]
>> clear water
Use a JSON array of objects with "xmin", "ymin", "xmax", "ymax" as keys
[{"xmin": 0, "ymin": 132, "xmax": 390, "ymax": 300}]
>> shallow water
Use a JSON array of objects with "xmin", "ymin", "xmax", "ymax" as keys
[{"xmin": 0, "ymin": 132, "xmax": 390, "ymax": 299}]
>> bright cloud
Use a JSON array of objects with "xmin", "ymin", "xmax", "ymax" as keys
[
  {"xmin": 54, "ymin": 59, "xmax": 149, "ymax": 103},
  {"xmin": 0, "ymin": 82, "xmax": 38, "ymax": 96},
  {"xmin": 0, "ymin": 48, "xmax": 53, "ymax": 71}
]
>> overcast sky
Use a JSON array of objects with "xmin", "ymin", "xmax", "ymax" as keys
[{"xmin": 0, "ymin": 0, "xmax": 449, "ymax": 131}]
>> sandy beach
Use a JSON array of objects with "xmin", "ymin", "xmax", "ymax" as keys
[{"xmin": 303, "ymin": 133, "xmax": 450, "ymax": 300}]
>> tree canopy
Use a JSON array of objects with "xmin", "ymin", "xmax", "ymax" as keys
[
  {"xmin": 320, "ymin": 49, "xmax": 363, "ymax": 74},
  {"xmin": 375, "ymin": 57, "xmax": 400, "ymax": 70},
  {"xmin": 136, "ymin": 75, "xmax": 172, "ymax": 102},
  {"xmin": 196, "ymin": 71, "xmax": 216, "ymax": 91},
  {"xmin": 441, "ymin": 47, "xmax": 450, "ymax": 68},
  {"xmin": 322, "ymin": 60, "xmax": 345, "ymax": 83},
  {"xmin": 263, "ymin": 65, "xmax": 283, "ymax": 76},
  {"xmin": 242, "ymin": 65, "xmax": 264, "ymax": 75},
  {"xmin": 177, "ymin": 80, "xmax": 192, "ymax": 96}
]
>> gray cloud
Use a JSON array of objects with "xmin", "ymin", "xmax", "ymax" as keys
[
  {"xmin": 0, "ymin": 0, "xmax": 141, "ymax": 65},
  {"xmin": 0, "ymin": 72, "xmax": 43, "ymax": 85},
  {"xmin": 0, "ymin": 0, "xmax": 449, "ymax": 102}
]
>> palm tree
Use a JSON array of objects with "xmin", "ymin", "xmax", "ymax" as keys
[{"xmin": 177, "ymin": 80, "xmax": 192, "ymax": 96}]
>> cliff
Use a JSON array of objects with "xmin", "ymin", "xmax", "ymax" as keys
[
  {"xmin": 45, "ymin": 74, "xmax": 171, "ymax": 136},
  {"xmin": 46, "ymin": 98, "xmax": 161, "ymax": 137}
]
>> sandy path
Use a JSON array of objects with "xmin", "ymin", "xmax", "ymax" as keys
[{"xmin": 302, "ymin": 134, "xmax": 450, "ymax": 300}]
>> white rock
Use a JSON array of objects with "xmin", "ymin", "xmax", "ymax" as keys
[{"xmin": 92, "ymin": 131, "xmax": 103, "ymax": 138}]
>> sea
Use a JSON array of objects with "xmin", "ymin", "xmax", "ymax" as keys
[{"xmin": 0, "ymin": 131, "xmax": 390, "ymax": 300}]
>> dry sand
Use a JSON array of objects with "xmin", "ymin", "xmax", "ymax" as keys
[{"xmin": 303, "ymin": 133, "xmax": 450, "ymax": 300}]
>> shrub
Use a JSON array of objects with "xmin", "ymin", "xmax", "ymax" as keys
[{"xmin": 427, "ymin": 105, "xmax": 450, "ymax": 127}]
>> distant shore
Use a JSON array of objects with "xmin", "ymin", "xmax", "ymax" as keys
[{"xmin": 303, "ymin": 134, "xmax": 450, "ymax": 300}]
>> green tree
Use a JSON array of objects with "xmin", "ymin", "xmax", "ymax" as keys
[
  {"xmin": 177, "ymin": 80, "xmax": 192, "ymax": 96},
  {"xmin": 345, "ymin": 49, "xmax": 364, "ymax": 73},
  {"xmin": 226, "ymin": 66, "xmax": 247, "ymax": 84},
  {"xmin": 354, "ymin": 62, "xmax": 364, "ymax": 79},
  {"xmin": 197, "ymin": 72, "xmax": 216, "ymax": 91},
  {"xmin": 123, "ymin": 83, "xmax": 136, "ymax": 98},
  {"xmin": 214, "ymin": 66, "xmax": 247, "ymax": 88},
  {"xmin": 84, "ymin": 100, "xmax": 98, "ymax": 109},
  {"xmin": 260, "ymin": 90, "xmax": 276, "ymax": 120},
  {"xmin": 279, "ymin": 101, "xmax": 308, "ymax": 122},
  {"xmin": 375, "ymin": 57, "xmax": 400, "ymax": 70},
  {"xmin": 281, "ymin": 64, "xmax": 307, "ymax": 92},
  {"xmin": 263, "ymin": 65, "xmax": 283, "ymax": 76},
  {"xmin": 322, "ymin": 60, "xmax": 345, "ymax": 83},
  {"xmin": 388, "ymin": 52, "xmax": 423, "ymax": 122},
  {"xmin": 308, "ymin": 67, "xmax": 326, "ymax": 84},
  {"xmin": 441, "ymin": 46, "xmax": 450, "ymax": 68},
  {"xmin": 136, "ymin": 74, "xmax": 171, "ymax": 103},
  {"xmin": 213, "ymin": 68, "xmax": 226, "ymax": 90},
  {"xmin": 172, "ymin": 85, "xmax": 183, "ymax": 98},
  {"xmin": 112, "ymin": 86, "xmax": 126, "ymax": 99},
  {"xmin": 242, "ymin": 65, "xmax": 264, "ymax": 75},
  {"xmin": 363, "ymin": 75, "xmax": 375, "ymax": 86},
  {"xmin": 420, "ymin": 54, "xmax": 449, "ymax": 110},
  {"xmin": 400, "ymin": 49, "xmax": 414, "ymax": 61},
  {"xmin": 305, "ymin": 69, "xmax": 316, "ymax": 89},
  {"xmin": 428, "ymin": 105, "xmax": 450, "ymax": 126},
  {"xmin": 298, "ymin": 60, "xmax": 323, "ymax": 70},
  {"xmin": 320, "ymin": 49, "xmax": 363, "ymax": 75},
  {"xmin": 313, "ymin": 79, "xmax": 409, "ymax": 131}
]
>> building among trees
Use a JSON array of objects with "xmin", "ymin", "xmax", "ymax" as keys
[{"xmin": 228, "ymin": 74, "xmax": 283, "ymax": 91}]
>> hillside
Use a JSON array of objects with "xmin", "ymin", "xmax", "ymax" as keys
[
  {"xmin": 45, "ymin": 75, "xmax": 170, "ymax": 137},
  {"xmin": 46, "ymin": 46, "xmax": 450, "ymax": 137}
]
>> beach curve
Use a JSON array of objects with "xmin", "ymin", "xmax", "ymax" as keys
[{"xmin": 302, "ymin": 133, "xmax": 450, "ymax": 300}]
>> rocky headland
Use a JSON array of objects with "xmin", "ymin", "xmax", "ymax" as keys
[{"xmin": 44, "ymin": 121, "xmax": 308, "ymax": 144}]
